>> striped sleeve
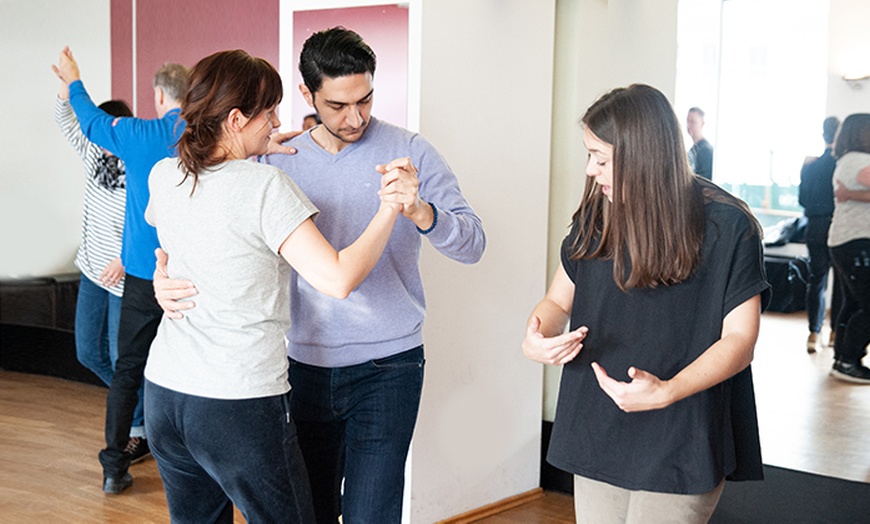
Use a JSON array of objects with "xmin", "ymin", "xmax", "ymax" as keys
[{"xmin": 55, "ymin": 96, "xmax": 101, "ymax": 179}]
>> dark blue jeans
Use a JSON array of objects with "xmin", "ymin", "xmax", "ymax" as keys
[
  {"xmin": 75, "ymin": 275, "xmax": 145, "ymax": 431},
  {"xmin": 830, "ymin": 239, "xmax": 870, "ymax": 364},
  {"xmin": 99, "ymin": 274, "xmax": 161, "ymax": 478},
  {"xmin": 288, "ymin": 346, "xmax": 425, "ymax": 524},
  {"xmin": 145, "ymin": 380, "xmax": 315, "ymax": 523},
  {"xmin": 804, "ymin": 216, "xmax": 835, "ymax": 333}
]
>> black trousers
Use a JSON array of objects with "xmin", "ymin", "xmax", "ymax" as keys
[
  {"xmin": 831, "ymin": 239, "xmax": 870, "ymax": 364},
  {"xmin": 98, "ymin": 274, "xmax": 162, "ymax": 478}
]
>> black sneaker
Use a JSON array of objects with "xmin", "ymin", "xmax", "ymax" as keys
[
  {"xmin": 103, "ymin": 472, "xmax": 133, "ymax": 494},
  {"xmin": 830, "ymin": 360, "xmax": 870, "ymax": 384},
  {"xmin": 124, "ymin": 436, "xmax": 152, "ymax": 464}
]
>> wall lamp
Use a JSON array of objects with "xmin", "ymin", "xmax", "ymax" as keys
[{"xmin": 843, "ymin": 74, "xmax": 870, "ymax": 91}]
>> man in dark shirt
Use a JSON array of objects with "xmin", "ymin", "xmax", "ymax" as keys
[
  {"xmin": 687, "ymin": 107, "xmax": 713, "ymax": 180},
  {"xmin": 798, "ymin": 116, "xmax": 840, "ymax": 353}
]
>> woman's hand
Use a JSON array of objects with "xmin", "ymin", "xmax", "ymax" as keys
[
  {"xmin": 99, "ymin": 258, "xmax": 125, "ymax": 288},
  {"xmin": 591, "ymin": 362, "xmax": 673, "ymax": 412},
  {"xmin": 522, "ymin": 315, "xmax": 587, "ymax": 366},
  {"xmin": 593, "ymin": 294, "xmax": 762, "ymax": 413}
]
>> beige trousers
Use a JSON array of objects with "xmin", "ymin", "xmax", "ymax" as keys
[{"xmin": 573, "ymin": 475, "xmax": 725, "ymax": 524}]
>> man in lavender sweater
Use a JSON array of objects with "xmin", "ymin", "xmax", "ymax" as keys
[{"xmin": 154, "ymin": 28, "xmax": 485, "ymax": 523}]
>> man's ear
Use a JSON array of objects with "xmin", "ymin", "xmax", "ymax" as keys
[
  {"xmin": 155, "ymin": 86, "xmax": 165, "ymax": 106},
  {"xmin": 299, "ymin": 83, "xmax": 314, "ymax": 108}
]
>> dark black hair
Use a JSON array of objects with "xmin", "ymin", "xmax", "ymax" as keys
[
  {"xmin": 98, "ymin": 100, "xmax": 133, "ymax": 118},
  {"xmin": 299, "ymin": 27, "xmax": 376, "ymax": 94}
]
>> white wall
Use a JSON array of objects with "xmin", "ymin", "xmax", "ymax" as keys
[
  {"xmin": 0, "ymin": 0, "xmax": 112, "ymax": 277},
  {"xmin": 543, "ymin": 0, "xmax": 680, "ymax": 421},
  {"xmin": 826, "ymin": 0, "xmax": 870, "ymax": 118},
  {"xmin": 409, "ymin": 0, "xmax": 555, "ymax": 521}
]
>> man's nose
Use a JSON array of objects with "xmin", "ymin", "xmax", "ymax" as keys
[{"xmin": 346, "ymin": 106, "xmax": 362, "ymax": 127}]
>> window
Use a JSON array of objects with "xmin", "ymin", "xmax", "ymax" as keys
[{"xmin": 676, "ymin": 0, "xmax": 830, "ymax": 224}]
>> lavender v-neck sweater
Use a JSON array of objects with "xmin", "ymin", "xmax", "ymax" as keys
[{"xmin": 260, "ymin": 117, "xmax": 485, "ymax": 367}]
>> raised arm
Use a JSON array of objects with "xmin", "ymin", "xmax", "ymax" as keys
[
  {"xmin": 522, "ymin": 264, "xmax": 588, "ymax": 366},
  {"xmin": 55, "ymin": 83, "xmax": 93, "ymax": 162},
  {"xmin": 592, "ymin": 294, "xmax": 762, "ymax": 412},
  {"xmin": 279, "ymin": 200, "xmax": 400, "ymax": 299},
  {"xmin": 52, "ymin": 46, "xmax": 128, "ymax": 156},
  {"xmin": 400, "ymin": 137, "xmax": 486, "ymax": 264},
  {"xmin": 154, "ymin": 211, "xmax": 400, "ymax": 311}
]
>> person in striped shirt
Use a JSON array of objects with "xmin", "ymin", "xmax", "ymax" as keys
[{"xmin": 55, "ymin": 82, "xmax": 148, "ymax": 463}]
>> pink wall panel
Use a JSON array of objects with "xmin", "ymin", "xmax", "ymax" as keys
[
  {"xmin": 112, "ymin": 0, "xmax": 280, "ymax": 119},
  {"xmin": 110, "ymin": 0, "xmax": 134, "ymax": 110},
  {"xmin": 111, "ymin": 2, "xmax": 407, "ymax": 129},
  {"xmin": 292, "ymin": 5, "xmax": 408, "ymax": 129}
]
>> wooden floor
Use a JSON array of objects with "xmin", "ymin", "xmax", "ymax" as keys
[{"xmin": 0, "ymin": 311, "xmax": 867, "ymax": 523}]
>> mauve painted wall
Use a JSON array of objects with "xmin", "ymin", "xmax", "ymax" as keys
[
  {"xmin": 111, "ymin": 0, "xmax": 280, "ymax": 119},
  {"xmin": 292, "ymin": 5, "xmax": 408, "ymax": 129},
  {"xmin": 110, "ymin": 0, "xmax": 133, "ymax": 110}
]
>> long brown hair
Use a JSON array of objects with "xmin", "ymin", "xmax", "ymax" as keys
[
  {"xmin": 176, "ymin": 50, "xmax": 283, "ymax": 191},
  {"xmin": 570, "ymin": 84, "xmax": 707, "ymax": 290}
]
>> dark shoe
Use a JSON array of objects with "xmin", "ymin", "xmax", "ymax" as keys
[
  {"xmin": 830, "ymin": 360, "xmax": 870, "ymax": 384},
  {"xmin": 124, "ymin": 436, "xmax": 151, "ymax": 464},
  {"xmin": 102, "ymin": 472, "xmax": 133, "ymax": 494}
]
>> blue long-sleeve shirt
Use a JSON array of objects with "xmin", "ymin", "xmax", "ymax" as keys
[{"xmin": 68, "ymin": 80, "xmax": 185, "ymax": 279}]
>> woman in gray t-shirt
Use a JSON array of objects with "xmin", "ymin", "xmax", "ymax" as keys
[{"xmin": 144, "ymin": 49, "xmax": 400, "ymax": 523}]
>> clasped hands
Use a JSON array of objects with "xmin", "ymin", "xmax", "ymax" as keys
[{"xmin": 523, "ymin": 316, "xmax": 673, "ymax": 413}]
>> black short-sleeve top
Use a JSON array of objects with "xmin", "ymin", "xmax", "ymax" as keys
[{"xmin": 548, "ymin": 196, "xmax": 771, "ymax": 494}]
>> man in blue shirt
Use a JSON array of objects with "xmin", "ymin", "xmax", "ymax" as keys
[
  {"xmin": 53, "ymin": 47, "xmax": 189, "ymax": 494},
  {"xmin": 799, "ymin": 116, "xmax": 840, "ymax": 353}
]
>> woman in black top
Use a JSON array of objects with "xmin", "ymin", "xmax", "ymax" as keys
[{"xmin": 523, "ymin": 84, "xmax": 770, "ymax": 523}]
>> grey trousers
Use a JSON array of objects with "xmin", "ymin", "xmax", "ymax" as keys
[{"xmin": 573, "ymin": 475, "xmax": 725, "ymax": 524}]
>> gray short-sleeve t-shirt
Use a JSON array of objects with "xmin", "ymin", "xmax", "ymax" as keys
[{"xmin": 145, "ymin": 158, "xmax": 317, "ymax": 399}]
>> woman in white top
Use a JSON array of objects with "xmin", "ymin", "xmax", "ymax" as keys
[
  {"xmin": 143, "ymin": 49, "xmax": 402, "ymax": 523},
  {"xmin": 55, "ymin": 85, "xmax": 148, "ymax": 448},
  {"xmin": 828, "ymin": 113, "xmax": 870, "ymax": 384}
]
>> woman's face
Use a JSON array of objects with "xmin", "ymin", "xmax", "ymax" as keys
[
  {"xmin": 583, "ymin": 128, "xmax": 614, "ymax": 202},
  {"xmin": 242, "ymin": 105, "xmax": 281, "ymax": 156}
]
